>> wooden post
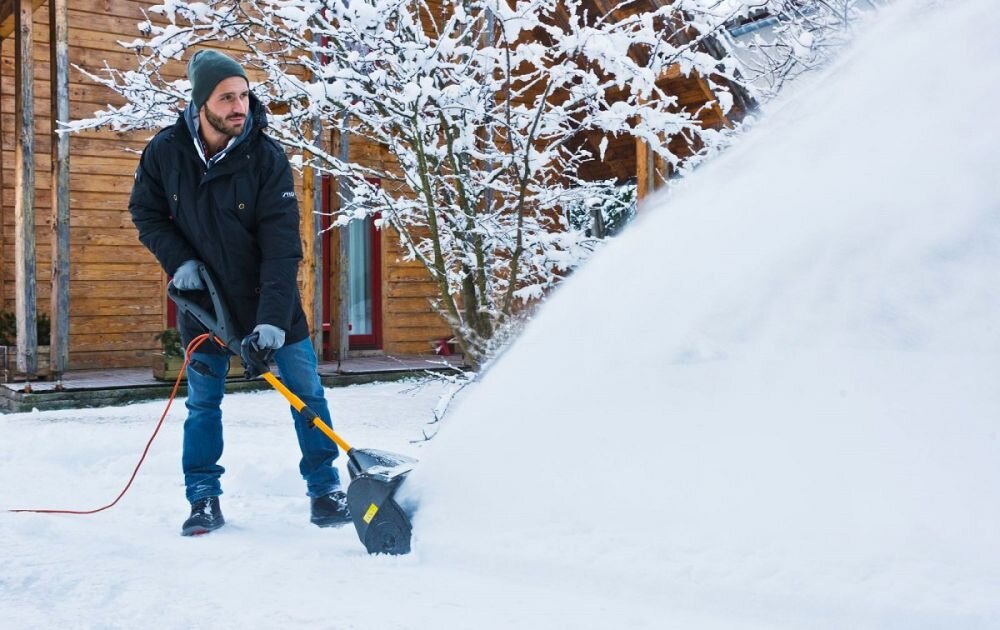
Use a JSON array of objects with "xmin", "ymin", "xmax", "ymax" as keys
[
  {"xmin": 311, "ymin": 115, "xmax": 325, "ymax": 356},
  {"xmin": 653, "ymin": 149, "xmax": 667, "ymax": 191},
  {"xmin": 49, "ymin": 0, "xmax": 70, "ymax": 380},
  {"xmin": 635, "ymin": 137, "xmax": 651, "ymax": 206},
  {"xmin": 337, "ymin": 116, "xmax": 351, "ymax": 362},
  {"xmin": 14, "ymin": 0, "xmax": 37, "ymax": 377},
  {"xmin": 0, "ymin": 37, "xmax": 4, "ymax": 308},
  {"xmin": 301, "ymin": 122, "xmax": 317, "ymax": 350},
  {"xmin": 300, "ymin": 113, "xmax": 328, "ymax": 358},
  {"xmin": 695, "ymin": 74, "xmax": 733, "ymax": 129}
]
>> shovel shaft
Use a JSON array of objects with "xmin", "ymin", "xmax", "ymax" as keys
[{"xmin": 262, "ymin": 371, "xmax": 353, "ymax": 453}]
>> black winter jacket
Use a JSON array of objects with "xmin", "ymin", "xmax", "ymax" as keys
[{"xmin": 129, "ymin": 95, "xmax": 309, "ymax": 351}]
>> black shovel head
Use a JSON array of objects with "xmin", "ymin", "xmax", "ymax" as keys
[{"xmin": 345, "ymin": 448, "xmax": 417, "ymax": 556}]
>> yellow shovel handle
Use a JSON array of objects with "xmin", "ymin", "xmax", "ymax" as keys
[{"xmin": 262, "ymin": 371, "xmax": 353, "ymax": 453}]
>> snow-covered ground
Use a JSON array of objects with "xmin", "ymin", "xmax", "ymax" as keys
[
  {"xmin": 0, "ymin": 380, "xmax": 456, "ymax": 628},
  {"xmin": 3, "ymin": 0, "xmax": 1000, "ymax": 627}
]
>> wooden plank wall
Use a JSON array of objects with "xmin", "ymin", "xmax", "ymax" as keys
[
  {"xmin": 0, "ymin": 1, "xmax": 327, "ymax": 370},
  {"xmin": 382, "ymin": 227, "xmax": 453, "ymax": 355},
  {"xmin": 0, "ymin": 0, "xmax": 163, "ymax": 369}
]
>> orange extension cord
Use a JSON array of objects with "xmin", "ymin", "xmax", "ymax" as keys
[{"xmin": 8, "ymin": 333, "xmax": 220, "ymax": 515}]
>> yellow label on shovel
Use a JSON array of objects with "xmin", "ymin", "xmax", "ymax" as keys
[{"xmin": 363, "ymin": 503, "xmax": 379, "ymax": 524}]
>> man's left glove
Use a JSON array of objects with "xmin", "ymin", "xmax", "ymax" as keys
[{"xmin": 239, "ymin": 324, "xmax": 285, "ymax": 379}]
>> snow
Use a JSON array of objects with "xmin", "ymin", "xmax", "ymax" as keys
[
  {"xmin": 412, "ymin": 0, "xmax": 1000, "ymax": 625},
  {"xmin": 3, "ymin": 0, "xmax": 1000, "ymax": 628},
  {"xmin": 0, "ymin": 380, "xmax": 449, "ymax": 627}
]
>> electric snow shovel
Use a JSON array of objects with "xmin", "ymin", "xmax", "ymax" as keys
[{"xmin": 167, "ymin": 263, "xmax": 416, "ymax": 555}]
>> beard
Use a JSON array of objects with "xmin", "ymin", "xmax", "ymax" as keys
[{"xmin": 204, "ymin": 105, "xmax": 246, "ymax": 138}]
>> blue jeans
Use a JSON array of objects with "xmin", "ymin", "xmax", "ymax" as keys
[{"xmin": 182, "ymin": 338, "xmax": 342, "ymax": 503}]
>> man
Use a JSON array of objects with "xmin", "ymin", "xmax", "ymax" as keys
[{"xmin": 129, "ymin": 50, "xmax": 350, "ymax": 536}]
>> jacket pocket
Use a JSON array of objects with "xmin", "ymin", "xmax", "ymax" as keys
[
  {"xmin": 232, "ymin": 175, "xmax": 258, "ymax": 231},
  {"xmin": 210, "ymin": 174, "xmax": 257, "ymax": 235}
]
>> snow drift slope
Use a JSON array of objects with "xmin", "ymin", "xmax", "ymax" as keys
[{"xmin": 410, "ymin": 1, "xmax": 1000, "ymax": 627}]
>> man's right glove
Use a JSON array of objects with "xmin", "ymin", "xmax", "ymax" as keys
[
  {"xmin": 240, "ymin": 332, "xmax": 275, "ymax": 379},
  {"xmin": 252, "ymin": 324, "xmax": 285, "ymax": 350},
  {"xmin": 240, "ymin": 326, "xmax": 284, "ymax": 379},
  {"xmin": 172, "ymin": 259, "xmax": 205, "ymax": 291}
]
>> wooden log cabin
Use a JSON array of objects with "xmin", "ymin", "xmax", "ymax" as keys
[{"xmin": 0, "ymin": 0, "xmax": 742, "ymax": 378}]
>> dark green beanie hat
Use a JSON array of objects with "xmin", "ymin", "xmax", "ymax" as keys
[{"xmin": 187, "ymin": 50, "xmax": 248, "ymax": 109}]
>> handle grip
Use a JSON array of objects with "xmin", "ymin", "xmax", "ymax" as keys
[{"xmin": 166, "ymin": 263, "xmax": 242, "ymax": 356}]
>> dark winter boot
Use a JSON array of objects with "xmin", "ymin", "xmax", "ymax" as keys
[
  {"xmin": 310, "ymin": 490, "xmax": 352, "ymax": 528},
  {"xmin": 181, "ymin": 496, "xmax": 225, "ymax": 536}
]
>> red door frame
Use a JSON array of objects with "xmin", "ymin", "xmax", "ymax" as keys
[
  {"xmin": 166, "ymin": 292, "xmax": 177, "ymax": 328},
  {"xmin": 321, "ymin": 175, "xmax": 383, "ymax": 356}
]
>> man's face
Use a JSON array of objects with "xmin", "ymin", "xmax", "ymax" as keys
[{"xmin": 202, "ymin": 76, "xmax": 250, "ymax": 138}]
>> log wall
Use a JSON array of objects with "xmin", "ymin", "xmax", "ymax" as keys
[
  {"xmin": 0, "ymin": 1, "xmax": 335, "ymax": 369},
  {"xmin": 1, "ymin": 1, "xmax": 161, "ymax": 369}
]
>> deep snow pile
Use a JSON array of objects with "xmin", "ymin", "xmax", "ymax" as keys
[
  {"xmin": 2, "ymin": 1, "xmax": 999, "ymax": 628},
  {"xmin": 409, "ymin": 0, "xmax": 1000, "ymax": 626}
]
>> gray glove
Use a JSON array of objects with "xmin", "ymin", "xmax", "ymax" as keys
[
  {"xmin": 172, "ymin": 259, "xmax": 204, "ymax": 291},
  {"xmin": 252, "ymin": 324, "xmax": 285, "ymax": 350}
]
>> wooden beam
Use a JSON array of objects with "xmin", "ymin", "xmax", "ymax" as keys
[
  {"xmin": 300, "ymin": 114, "xmax": 327, "ymax": 357},
  {"xmin": 311, "ymin": 116, "xmax": 325, "ymax": 356},
  {"xmin": 301, "ymin": 124, "xmax": 316, "ymax": 349},
  {"xmin": 49, "ymin": 0, "xmax": 70, "ymax": 380},
  {"xmin": 635, "ymin": 137, "xmax": 651, "ymax": 205},
  {"xmin": 699, "ymin": 34, "xmax": 757, "ymax": 119},
  {"xmin": 0, "ymin": 30, "xmax": 5, "ymax": 307},
  {"xmin": 0, "ymin": 0, "xmax": 44, "ymax": 39},
  {"xmin": 694, "ymin": 74, "xmax": 732, "ymax": 129},
  {"xmin": 14, "ymin": 0, "xmax": 36, "ymax": 377},
  {"xmin": 653, "ymin": 147, "xmax": 667, "ymax": 191},
  {"xmin": 0, "ymin": 0, "xmax": 15, "ymax": 38},
  {"xmin": 587, "ymin": 0, "xmax": 618, "ymax": 21},
  {"xmin": 336, "ymin": 117, "xmax": 351, "ymax": 362}
]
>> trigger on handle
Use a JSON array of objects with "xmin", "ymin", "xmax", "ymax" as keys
[{"xmin": 240, "ymin": 332, "xmax": 275, "ymax": 379}]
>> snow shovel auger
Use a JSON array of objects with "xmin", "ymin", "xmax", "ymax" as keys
[{"xmin": 167, "ymin": 263, "xmax": 415, "ymax": 555}]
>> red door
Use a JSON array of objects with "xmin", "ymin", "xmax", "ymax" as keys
[
  {"xmin": 345, "ymin": 213, "xmax": 382, "ymax": 350},
  {"xmin": 321, "ymin": 177, "xmax": 383, "ymax": 357}
]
